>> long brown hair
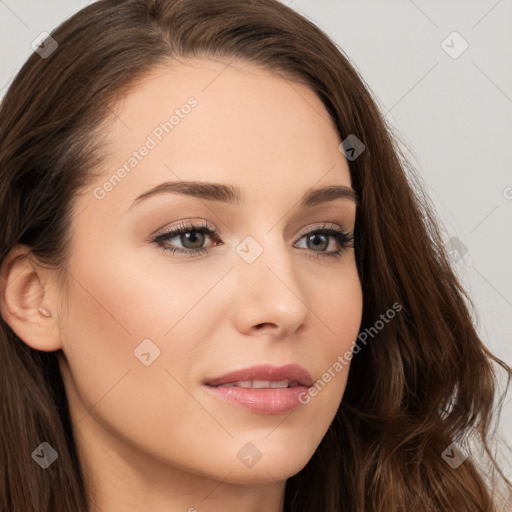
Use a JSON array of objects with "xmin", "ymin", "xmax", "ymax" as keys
[{"xmin": 0, "ymin": 1, "xmax": 510, "ymax": 510}]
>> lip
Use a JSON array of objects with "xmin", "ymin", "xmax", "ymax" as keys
[
  {"xmin": 203, "ymin": 364, "xmax": 314, "ymax": 415},
  {"xmin": 204, "ymin": 363, "xmax": 314, "ymax": 387}
]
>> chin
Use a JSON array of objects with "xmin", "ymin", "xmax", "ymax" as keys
[
  {"xmin": 211, "ymin": 443, "xmax": 315, "ymax": 485},
  {"xmin": 220, "ymin": 459, "xmax": 310, "ymax": 486}
]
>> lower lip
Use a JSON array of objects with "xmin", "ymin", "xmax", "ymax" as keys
[{"xmin": 203, "ymin": 385, "xmax": 310, "ymax": 415}]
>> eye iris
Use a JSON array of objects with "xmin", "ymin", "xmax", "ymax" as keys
[
  {"xmin": 308, "ymin": 233, "xmax": 328, "ymax": 251},
  {"xmin": 182, "ymin": 230, "xmax": 205, "ymax": 249}
]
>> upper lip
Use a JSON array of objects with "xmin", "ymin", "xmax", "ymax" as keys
[{"xmin": 205, "ymin": 364, "xmax": 314, "ymax": 387}]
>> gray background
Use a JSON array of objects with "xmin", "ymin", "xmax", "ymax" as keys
[{"xmin": 1, "ymin": 0, "xmax": 511, "ymax": 479}]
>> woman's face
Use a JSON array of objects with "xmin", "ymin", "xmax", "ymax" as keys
[{"xmin": 52, "ymin": 58, "xmax": 363, "ymax": 497}]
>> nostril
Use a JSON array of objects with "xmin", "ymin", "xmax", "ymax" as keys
[{"xmin": 255, "ymin": 322, "xmax": 276, "ymax": 330}]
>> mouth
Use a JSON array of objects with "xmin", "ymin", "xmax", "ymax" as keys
[
  {"xmin": 204, "ymin": 363, "xmax": 314, "ymax": 388},
  {"xmin": 203, "ymin": 364, "xmax": 313, "ymax": 415},
  {"xmin": 214, "ymin": 379, "xmax": 300, "ymax": 389}
]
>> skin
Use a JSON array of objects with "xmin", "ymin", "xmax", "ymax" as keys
[{"xmin": 0, "ymin": 58, "xmax": 363, "ymax": 512}]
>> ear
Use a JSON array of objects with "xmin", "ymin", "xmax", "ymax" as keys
[{"xmin": 0, "ymin": 244, "xmax": 62, "ymax": 352}]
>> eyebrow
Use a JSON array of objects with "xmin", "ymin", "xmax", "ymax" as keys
[{"xmin": 128, "ymin": 181, "xmax": 358, "ymax": 211}]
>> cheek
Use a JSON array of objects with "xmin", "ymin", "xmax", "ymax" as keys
[
  {"xmin": 58, "ymin": 266, "xmax": 205, "ymax": 460},
  {"xmin": 308, "ymin": 262, "xmax": 363, "ymax": 401},
  {"xmin": 91, "ymin": 246, "xmax": 230, "ymax": 337},
  {"xmin": 320, "ymin": 261, "xmax": 363, "ymax": 354},
  {"xmin": 58, "ymin": 249, "xmax": 216, "ymax": 426}
]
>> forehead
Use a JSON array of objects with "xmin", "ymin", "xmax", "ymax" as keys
[{"xmin": 77, "ymin": 58, "xmax": 351, "ymax": 216}]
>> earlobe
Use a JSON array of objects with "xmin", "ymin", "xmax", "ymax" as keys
[{"xmin": 0, "ymin": 244, "xmax": 62, "ymax": 352}]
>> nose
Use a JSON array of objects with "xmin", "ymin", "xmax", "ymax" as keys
[{"xmin": 230, "ymin": 234, "xmax": 312, "ymax": 339}]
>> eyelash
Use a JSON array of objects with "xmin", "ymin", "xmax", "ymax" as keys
[{"xmin": 152, "ymin": 221, "xmax": 355, "ymax": 260}]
